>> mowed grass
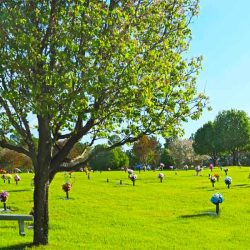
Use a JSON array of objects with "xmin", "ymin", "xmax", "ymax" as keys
[{"xmin": 0, "ymin": 167, "xmax": 250, "ymax": 250}]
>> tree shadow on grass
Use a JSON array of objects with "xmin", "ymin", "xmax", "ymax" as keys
[
  {"xmin": 0, "ymin": 206, "xmax": 19, "ymax": 212},
  {"xmin": 8, "ymin": 189, "xmax": 32, "ymax": 193},
  {"xmin": 233, "ymin": 184, "xmax": 250, "ymax": 188},
  {"xmin": 179, "ymin": 211, "xmax": 218, "ymax": 218},
  {"xmin": 113, "ymin": 182, "xmax": 131, "ymax": 187},
  {"xmin": 0, "ymin": 243, "xmax": 33, "ymax": 250}
]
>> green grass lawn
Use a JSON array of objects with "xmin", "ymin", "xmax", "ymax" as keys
[{"xmin": 0, "ymin": 167, "xmax": 250, "ymax": 249}]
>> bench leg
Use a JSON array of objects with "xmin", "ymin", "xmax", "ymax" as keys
[{"xmin": 18, "ymin": 220, "xmax": 25, "ymax": 236}]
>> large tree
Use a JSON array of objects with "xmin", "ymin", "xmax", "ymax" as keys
[
  {"xmin": 192, "ymin": 121, "xmax": 221, "ymax": 165},
  {"xmin": 214, "ymin": 109, "xmax": 250, "ymax": 165},
  {"xmin": 0, "ymin": 0, "xmax": 206, "ymax": 245},
  {"xmin": 168, "ymin": 138, "xmax": 206, "ymax": 167},
  {"xmin": 132, "ymin": 135, "xmax": 161, "ymax": 167}
]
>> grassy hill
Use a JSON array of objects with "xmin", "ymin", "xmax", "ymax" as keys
[{"xmin": 0, "ymin": 167, "xmax": 250, "ymax": 249}]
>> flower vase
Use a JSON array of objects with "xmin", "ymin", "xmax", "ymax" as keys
[
  {"xmin": 160, "ymin": 178, "xmax": 163, "ymax": 183},
  {"xmin": 66, "ymin": 191, "xmax": 69, "ymax": 199},
  {"xmin": 16, "ymin": 181, "xmax": 18, "ymax": 185},
  {"xmin": 8, "ymin": 179, "xmax": 10, "ymax": 184},
  {"xmin": 227, "ymin": 184, "xmax": 230, "ymax": 189},
  {"xmin": 3, "ymin": 202, "xmax": 7, "ymax": 211},
  {"xmin": 133, "ymin": 180, "xmax": 135, "ymax": 186}
]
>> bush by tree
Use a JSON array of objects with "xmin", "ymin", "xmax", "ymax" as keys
[{"xmin": 90, "ymin": 146, "xmax": 129, "ymax": 170}]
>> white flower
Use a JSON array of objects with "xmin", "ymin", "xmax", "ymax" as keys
[
  {"xmin": 129, "ymin": 174, "xmax": 137, "ymax": 180},
  {"xmin": 127, "ymin": 169, "xmax": 134, "ymax": 174},
  {"xmin": 158, "ymin": 173, "xmax": 164, "ymax": 179}
]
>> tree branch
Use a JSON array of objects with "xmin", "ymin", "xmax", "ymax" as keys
[
  {"xmin": 0, "ymin": 97, "xmax": 28, "ymax": 139},
  {"xmin": 50, "ymin": 118, "xmax": 96, "ymax": 169},
  {"xmin": 0, "ymin": 139, "xmax": 31, "ymax": 157}
]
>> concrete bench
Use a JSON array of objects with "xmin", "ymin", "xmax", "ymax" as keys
[{"xmin": 0, "ymin": 214, "xmax": 33, "ymax": 236}]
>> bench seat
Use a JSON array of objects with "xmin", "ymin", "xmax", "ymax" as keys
[{"xmin": 0, "ymin": 214, "xmax": 33, "ymax": 236}]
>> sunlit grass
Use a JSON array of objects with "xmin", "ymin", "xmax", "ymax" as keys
[{"xmin": 0, "ymin": 167, "xmax": 250, "ymax": 249}]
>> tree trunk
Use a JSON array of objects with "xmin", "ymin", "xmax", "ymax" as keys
[
  {"xmin": 33, "ymin": 175, "xmax": 49, "ymax": 245},
  {"xmin": 232, "ymin": 151, "xmax": 238, "ymax": 165},
  {"xmin": 212, "ymin": 157, "xmax": 216, "ymax": 166},
  {"xmin": 212, "ymin": 153, "xmax": 218, "ymax": 166},
  {"xmin": 33, "ymin": 114, "xmax": 52, "ymax": 245}
]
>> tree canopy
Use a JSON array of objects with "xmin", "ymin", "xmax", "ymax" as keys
[
  {"xmin": 132, "ymin": 135, "xmax": 161, "ymax": 167},
  {"xmin": 192, "ymin": 121, "xmax": 220, "ymax": 165},
  {"xmin": 193, "ymin": 109, "xmax": 250, "ymax": 166},
  {"xmin": 89, "ymin": 145, "xmax": 129, "ymax": 170},
  {"xmin": 168, "ymin": 138, "xmax": 206, "ymax": 167},
  {"xmin": 0, "ymin": 0, "xmax": 206, "ymax": 246},
  {"xmin": 214, "ymin": 109, "xmax": 250, "ymax": 165}
]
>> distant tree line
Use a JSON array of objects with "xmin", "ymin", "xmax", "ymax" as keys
[
  {"xmin": 90, "ymin": 135, "xmax": 207, "ymax": 170},
  {"xmin": 193, "ymin": 109, "xmax": 250, "ymax": 166},
  {"xmin": 0, "ymin": 134, "xmax": 209, "ymax": 171},
  {"xmin": 2, "ymin": 109, "xmax": 249, "ymax": 171}
]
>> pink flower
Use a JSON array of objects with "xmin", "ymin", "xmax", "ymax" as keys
[{"xmin": 0, "ymin": 191, "xmax": 9, "ymax": 202}]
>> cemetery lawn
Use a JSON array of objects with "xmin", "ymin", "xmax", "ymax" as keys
[{"xmin": 0, "ymin": 167, "xmax": 250, "ymax": 250}]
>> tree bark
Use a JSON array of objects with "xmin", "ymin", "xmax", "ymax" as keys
[
  {"xmin": 33, "ymin": 115, "xmax": 51, "ymax": 245},
  {"xmin": 212, "ymin": 157, "xmax": 216, "ymax": 166},
  {"xmin": 232, "ymin": 151, "xmax": 238, "ymax": 165},
  {"xmin": 211, "ymin": 152, "xmax": 218, "ymax": 166},
  {"xmin": 33, "ymin": 174, "xmax": 49, "ymax": 245}
]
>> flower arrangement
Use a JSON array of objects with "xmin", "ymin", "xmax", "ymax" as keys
[
  {"xmin": 127, "ymin": 169, "xmax": 134, "ymax": 175},
  {"xmin": 62, "ymin": 182, "xmax": 72, "ymax": 199},
  {"xmin": 224, "ymin": 176, "xmax": 232, "ymax": 189},
  {"xmin": 129, "ymin": 174, "xmax": 137, "ymax": 186},
  {"xmin": 0, "ymin": 191, "xmax": 9, "ymax": 211},
  {"xmin": 210, "ymin": 193, "xmax": 224, "ymax": 214},
  {"xmin": 158, "ymin": 173, "xmax": 164, "ymax": 183},
  {"xmin": 83, "ymin": 167, "xmax": 89, "ymax": 175},
  {"xmin": 5, "ymin": 174, "xmax": 12, "ymax": 184},
  {"xmin": 0, "ymin": 169, "xmax": 7, "ymax": 174},
  {"xmin": 195, "ymin": 166, "xmax": 202, "ymax": 176},
  {"xmin": 69, "ymin": 171, "xmax": 74, "ymax": 178},
  {"xmin": 209, "ymin": 163, "xmax": 214, "ymax": 171},
  {"xmin": 214, "ymin": 173, "xmax": 220, "ymax": 181},
  {"xmin": 159, "ymin": 163, "xmax": 165, "ymax": 170},
  {"xmin": 1, "ymin": 174, "xmax": 7, "ymax": 183},
  {"xmin": 210, "ymin": 176, "xmax": 217, "ymax": 187},
  {"xmin": 14, "ymin": 174, "xmax": 21, "ymax": 185},
  {"xmin": 224, "ymin": 168, "xmax": 228, "ymax": 175}
]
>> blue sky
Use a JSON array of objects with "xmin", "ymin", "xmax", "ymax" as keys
[{"xmin": 183, "ymin": 0, "xmax": 250, "ymax": 137}]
